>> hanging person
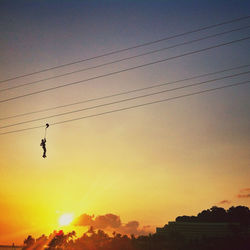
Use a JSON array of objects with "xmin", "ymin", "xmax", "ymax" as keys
[
  {"xmin": 40, "ymin": 138, "xmax": 47, "ymax": 158},
  {"xmin": 40, "ymin": 123, "xmax": 49, "ymax": 158}
]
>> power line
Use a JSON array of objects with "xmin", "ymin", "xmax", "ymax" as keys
[
  {"xmin": 1, "ymin": 64, "xmax": 249, "ymax": 121},
  {"xmin": 1, "ymin": 70, "xmax": 249, "ymax": 129},
  {"xmin": 1, "ymin": 71, "xmax": 250, "ymax": 129},
  {"xmin": 1, "ymin": 36, "xmax": 249, "ymax": 104},
  {"xmin": 2, "ymin": 25, "xmax": 250, "ymax": 92},
  {"xmin": 0, "ymin": 80, "xmax": 249, "ymax": 136},
  {"xmin": 1, "ymin": 15, "xmax": 250, "ymax": 84}
]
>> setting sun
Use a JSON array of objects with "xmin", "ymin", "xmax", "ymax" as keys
[
  {"xmin": 58, "ymin": 213, "xmax": 74, "ymax": 226},
  {"xmin": 1, "ymin": 1, "xmax": 250, "ymax": 248}
]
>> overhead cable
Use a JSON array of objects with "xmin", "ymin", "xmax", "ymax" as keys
[
  {"xmin": 1, "ymin": 25, "xmax": 250, "ymax": 92},
  {"xmin": 1, "ymin": 36, "xmax": 249, "ymax": 104},
  {"xmin": 1, "ymin": 64, "xmax": 249, "ymax": 121},
  {"xmin": 1, "ymin": 15, "xmax": 249, "ymax": 83},
  {"xmin": 1, "ymin": 70, "xmax": 249, "ymax": 129},
  {"xmin": 0, "ymin": 80, "xmax": 249, "ymax": 136}
]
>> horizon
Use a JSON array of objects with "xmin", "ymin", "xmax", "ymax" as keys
[
  {"xmin": 1, "ymin": 204, "xmax": 249, "ymax": 246},
  {"xmin": 0, "ymin": 0, "xmax": 250, "ymax": 245}
]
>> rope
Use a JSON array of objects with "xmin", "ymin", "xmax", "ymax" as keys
[{"xmin": 44, "ymin": 124, "xmax": 49, "ymax": 139}]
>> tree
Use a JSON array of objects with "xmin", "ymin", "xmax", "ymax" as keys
[{"xmin": 23, "ymin": 235, "xmax": 35, "ymax": 249}]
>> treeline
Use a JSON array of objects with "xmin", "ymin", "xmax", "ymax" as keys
[
  {"xmin": 22, "ymin": 228, "xmax": 250, "ymax": 250},
  {"xmin": 22, "ymin": 206, "xmax": 250, "ymax": 250},
  {"xmin": 176, "ymin": 206, "xmax": 250, "ymax": 224}
]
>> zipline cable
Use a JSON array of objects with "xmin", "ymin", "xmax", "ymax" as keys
[
  {"xmin": 1, "ymin": 70, "xmax": 249, "ymax": 129},
  {"xmin": 0, "ymin": 80, "xmax": 248, "ymax": 136},
  {"xmin": 2, "ymin": 25, "xmax": 250, "ymax": 92},
  {"xmin": 1, "ymin": 64, "xmax": 249, "ymax": 121},
  {"xmin": 1, "ymin": 36, "xmax": 249, "ymax": 104},
  {"xmin": 1, "ymin": 15, "xmax": 250, "ymax": 84}
]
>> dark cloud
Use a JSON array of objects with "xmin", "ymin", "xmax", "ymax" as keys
[
  {"xmin": 240, "ymin": 188, "xmax": 250, "ymax": 193},
  {"xmin": 74, "ymin": 213, "xmax": 121, "ymax": 229},
  {"xmin": 117, "ymin": 221, "xmax": 154, "ymax": 235},
  {"xmin": 74, "ymin": 214, "xmax": 94, "ymax": 226},
  {"xmin": 74, "ymin": 213, "xmax": 152, "ymax": 235},
  {"xmin": 237, "ymin": 188, "xmax": 250, "ymax": 199},
  {"xmin": 237, "ymin": 194, "xmax": 250, "ymax": 198},
  {"xmin": 218, "ymin": 200, "xmax": 231, "ymax": 204},
  {"xmin": 94, "ymin": 214, "xmax": 121, "ymax": 229},
  {"xmin": 119, "ymin": 221, "xmax": 139, "ymax": 235}
]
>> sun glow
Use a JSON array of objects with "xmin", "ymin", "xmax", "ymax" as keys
[{"xmin": 58, "ymin": 213, "xmax": 74, "ymax": 226}]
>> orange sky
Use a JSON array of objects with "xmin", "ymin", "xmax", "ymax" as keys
[
  {"xmin": 1, "ymin": 97, "xmax": 249, "ymax": 244},
  {"xmin": 0, "ymin": 0, "xmax": 250, "ymax": 245}
]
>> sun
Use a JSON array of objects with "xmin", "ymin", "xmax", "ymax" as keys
[{"xmin": 58, "ymin": 213, "xmax": 74, "ymax": 226}]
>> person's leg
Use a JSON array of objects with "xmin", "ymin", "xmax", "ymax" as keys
[{"xmin": 43, "ymin": 147, "xmax": 47, "ymax": 158}]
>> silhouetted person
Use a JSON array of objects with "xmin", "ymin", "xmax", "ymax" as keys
[{"xmin": 40, "ymin": 138, "xmax": 47, "ymax": 158}]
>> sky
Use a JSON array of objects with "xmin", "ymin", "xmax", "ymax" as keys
[{"xmin": 0, "ymin": 0, "xmax": 250, "ymax": 245}]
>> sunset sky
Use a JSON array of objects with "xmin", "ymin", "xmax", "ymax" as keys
[{"xmin": 0, "ymin": 0, "xmax": 250, "ymax": 245}]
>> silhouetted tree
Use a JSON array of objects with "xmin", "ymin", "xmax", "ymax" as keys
[
  {"xmin": 23, "ymin": 235, "xmax": 35, "ymax": 249},
  {"xmin": 227, "ymin": 206, "xmax": 250, "ymax": 225},
  {"xmin": 22, "ymin": 206, "xmax": 250, "ymax": 250},
  {"xmin": 176, "ymin": 205, "xmax": 250, "ymax": 224}
]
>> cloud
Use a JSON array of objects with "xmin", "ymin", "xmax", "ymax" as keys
[
  {"xmin": 94, "ymin": 214, "xmax": 121, "ymax": 229},
  {"xmin": 117, "ymin": 221, "xmax": 154, "ymax": 235},
  {"xmin": 218, "ymin": 200, "xmax": 231, "ymax": 204},
  {"xmin": 237, "ymin": 188, "xmax": 250, "ymax": 199},
  {"xmin": 74, "ymin": 213, "xmax": 152, "ymax": 235},
  {"xmin": 74, "ymin": 213, "xmax": 121, "ymax": 229},
  {"xmin": 74, "ymin": 214, "xmax": 94, "ymax": 226},
  {"xmin": 239, "ymin": 188, "xmax": 250, "ymax": 193},
  {"xmin": 119, "ymin": 221, "xmax": 140, "ymax": 235},
  {"xmin": 237, "ymin": 194, "xmax": 250, "ymax": 198}
]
